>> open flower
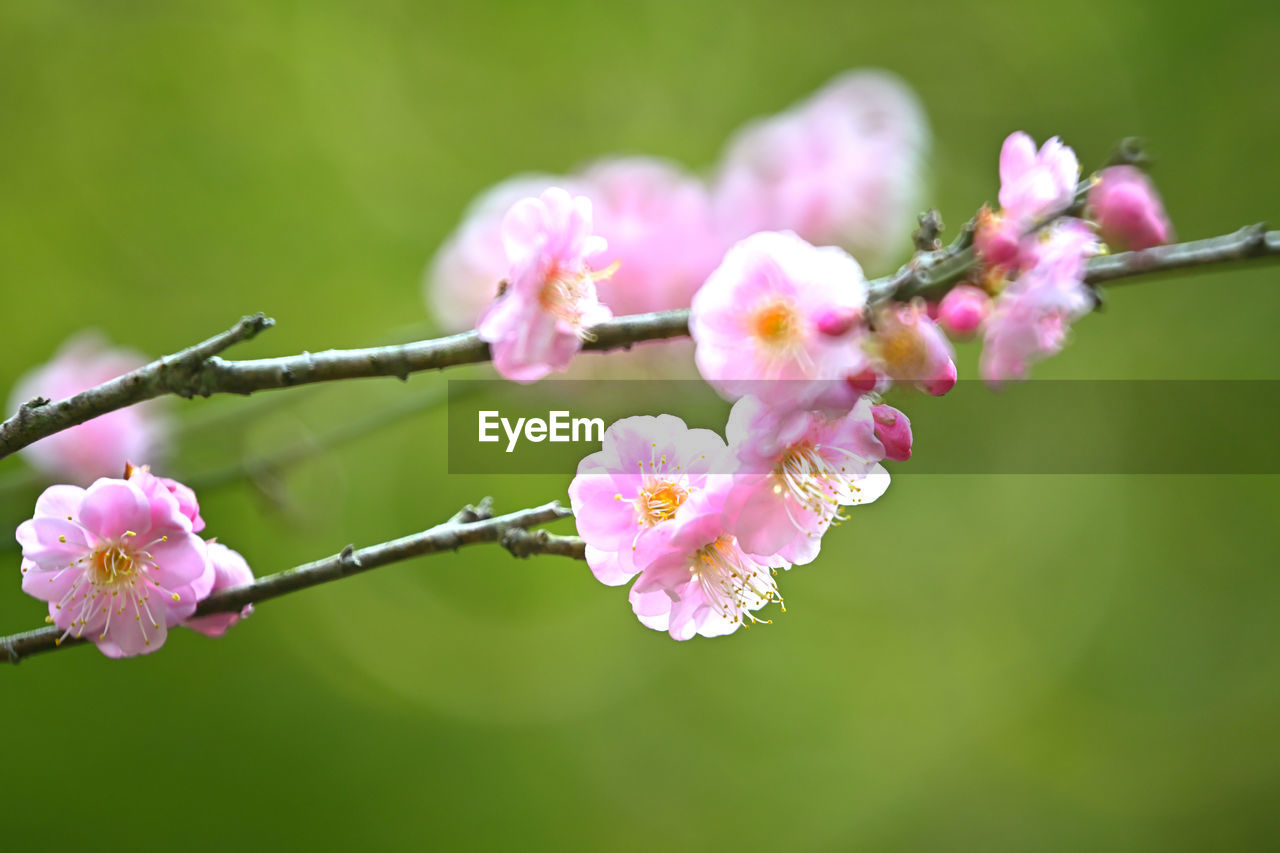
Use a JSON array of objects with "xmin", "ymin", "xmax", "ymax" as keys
[
  {"xmin": 476, "ymin": 187, "xmax": 613, "ymax": 382},
  {"xmin": 997, "ymin": 132, "xmax": 1079, "ymax": 225},
  {"xmin": 568, "ymin": 414, "xmax": 729, "ymax": 586},
  {"xmin": 7, "ymin": 333, "xmax": 170, "ymax": 484},
  {"xmin": 721, "ymin": 395, "xmax": 890, "ymax": 564},
  {"xmin": 980, "ymin": 220, "xmax": 1102, "ymax": 385},
  {"xmin": 628, "ymin": 490, "xmax": 788, "ymax": 641},
  {"xmin": 867, "ymin": 302, "xmax": 957, "ymax": 395},
  {"xmin": 713, "ymin": 69, "xmax": 930, "ymax": 273},
  {"xmin": 17, "ymin": 477, "xmax": 210, "ymax": 658},
  {"xmin": 690, "ymin": 230, "xmax": 870, "ymax": 410}
]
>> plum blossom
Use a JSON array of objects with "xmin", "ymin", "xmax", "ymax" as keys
[
  {"xmin": 568, "ymin": 414, "xmax": 729, "ymax": 586},
  {"xmin": 868, "ymin": 302, "xmax": 957, "ymax": 396},
  {"xmin": 980, "ymin": 220, "xmax": 1102, "ymax": 385},
  {"xmin": 125, "ymin": 462, "xmax": 205, "ymax": 534},
  {"xmin": 7, "ymin": 333, "xmax": 170, "ymax": 484},
  {"xmin": 1088, "ymin": 165, "xmax": 1174, "ymax": 252},
  {"xmin": 476, "ymin": 187, "xmax": 613, "ymax": 382},
  {"xmin": 976, "ymin": 133, "xmax": 1081, "ymax": 271},
  {"xmin": 426, "ymin": 174, "xmax": 579, "ymax": 332},
  {"xmin": 997, "ymin": 132, "xmax": 1079, "ymax": 225},
  {"xmin": 427, "ymin": 158, "xmax": 722, "ymax": 333},
  {"xmin": 182, "ymin": 542, "xmax": 255, "ymax": 638},
  {"xmin": 627, "ymin": 490, "xmax": 788, "ymax": 641},
  {"xmin": 576, "ymin": 157, "xmax": 723, "ymax": 316},
  {"xmin": 721, "ymin": 395, "xmax": 890, "ymax": 565},
  {"xmin": 17, "ymin": 477, "xmax": 210, "ymax": 658},
  {"xmin": 690, "ymin": 230, "xmax": 871, "ymax": 409},
  {"xmin": 714, "ymin": 70, "xmax": 930, "ymax": 272}
]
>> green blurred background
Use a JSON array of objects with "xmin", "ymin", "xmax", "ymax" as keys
[{"xmin": 2, "ymin": 1, "xmax": 1278, "ymax": 849}]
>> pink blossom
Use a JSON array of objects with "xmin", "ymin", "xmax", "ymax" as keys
[
  {"xmin": 425, "ymin": 174, "xmax": 580, "ymax": 333},
  {"xmin": 997, "ymin": 132, "xmax": 1080, "ymax": 226},
  {"xmin": 7, "ymin": 333, "xmax": 170, "ymax": 484},
  {"xmin": 714, "ymin": 70, "xmax": 930, "ymax": 273},
  {"xmin": 17, "ymin": 477, "xmax": 210, "ymax": 657},
  {"xmin": 721, "ymin": 395, "xmax": 889, "ymax": 565},
  {"xmin": 182, "ymin": 542, "xmax": 254, "ymax": 638},
  {"xmin": 1088, "ymin": 165, "xmax": 1174, "ymax": 252},
  {"xmin": 937, "ymin": 285, "xmax": 992, "ymax": 337},
  {"xmin": 568, "ymin": 414, "xmax": 729, "ymax": 586},
  {"xmin": 869, "ymin": 302, "xmax": 957, "ymax": 395},
  {"xmin": 980, "ymin": 220, "xmax": 1101, "ymax": 385},
  {"xmin": 476, "ymin": 187, "xmax": 613, "ymax": 382},
  {"xmin": 125, "ymin": 462, "xmax": 205, "ymax": 534},
  {"xmin": 577, "ymin": 157, "xmax": 723, "ymax": 316},
  {"xmin": 627, "ymin": 490, "xmax": 788, "ymax": 641},
  {"xmin": 872, "ymin": 404, "xmax": 913, "ymax": 462},
  {"xmin": 690, "ymin": 230, "xmax": 870, "ymax": 409}
]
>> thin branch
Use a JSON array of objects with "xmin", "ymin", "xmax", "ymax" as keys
[
  {"xmin": 0, "ymin": 313, "xmax": 274, "ymax": 462},
  {"xmin": 1085, "ymin": 223, "xmax": 1275, "ymax": 284},
  {"xmin": 2, "ymin": 227, "xmax": 1277, "ymax": 465},
  {"xmin": 0, "ymin": 499, "xmax": 582, "ymax": 664}
]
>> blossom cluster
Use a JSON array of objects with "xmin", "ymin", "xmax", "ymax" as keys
[
  {"xmin": 970, "ymin": 133, "xmax": 1173, "ymax": 384},
  {"xmin": 569, "ymin": 396, "xmax": 904, "ymax": 640},
  {"xmin": 479, "ymin": 126, "xmax": 1171, "ymax": 639},
  {"xmin": 429, "ymin": 70, "xmax": 929, "ymax": 337},
  {"xmin": 16, "ymin": 463, "xmax": 254, "ymax": 657}
]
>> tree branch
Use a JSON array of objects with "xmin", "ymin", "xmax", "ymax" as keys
[
  {"xmin": 0, "ymin": 498, "xmax": 584, "ymax": 664},
  {"xmin": 2, "ymin": 226, "xmax": 1276, "ymax": 465}
]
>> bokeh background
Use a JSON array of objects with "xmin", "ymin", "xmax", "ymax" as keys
[{"xmin": 3, "ymin": 1, "xmax": 1278, "ymax": 849}]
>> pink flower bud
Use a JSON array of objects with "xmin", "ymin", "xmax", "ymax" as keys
[
  {"xmin": 814, "ymin": 306, "xmax": 862, "ymax": 336},
  {"xmin": 873, "ymin": 303, "xmax": 957, "ymax": 396},
  {"xmin": 937, "ymin": 285, "xmax": 992, "ymax": 337},
  {"xmin": 871, "ymin": 404, "xmax": 912, "ymax": 461},
  {"xmin": 1088, "ymin": 166, "xmax": 1173, "ymax": 252},
  {"xmin": 920, "ymin": 358, "xmax": 957, "ymax": 396}
]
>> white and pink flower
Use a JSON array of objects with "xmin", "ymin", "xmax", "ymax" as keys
[
  {"xmin": 8, "ymin": 333, "xmax": 170, "ymax": 484},
  {"xmin": 868, "ymin": 302, "xmax": 957, "ymax": 396},
  {"xmin": 714, "ymin": 70, "xmax": 929, "ymax": 273},
  {"xmin": 568, "ymin": 414, "xmax": 730, "ymax": 586},
  {"xmin": 627, "ymin": 490, "xmax": 788, "ymax": 641},
  {"xmin": 17, "ymin": 477, "xmax": 211, "ymax": 657},
  {"xmin": 980, "ymin": 220, "xmax": 1102, "ymax": 385},
  {"xmin": 476, "ymin": 187, "xmax": 614, "ymax": 382},
  {"xmin": 690, "ymin": 230, "xmax": 871, "ymax": 409},
  {"xmin": 721, "ymin": 395, "xmax": 890, "ymax": 565}
]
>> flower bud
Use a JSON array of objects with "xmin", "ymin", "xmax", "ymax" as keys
[
  {"xmin": 1088, "ymin": 166, "xmax": 1173, "ymax": 252},
  {"xmin": 937, "ymin": 285, "xmax": 991, "ymax": 337},
  {"xmin": 872, "ymin": 404, "xmax": 912, "ymax": 461}
]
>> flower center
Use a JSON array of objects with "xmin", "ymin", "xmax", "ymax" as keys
[
  {"xmin": 750, "ymin": 298, "xmax": 802, "ymax": 349},
  {"xmin": 635, "ymin": 481, "xmax": 688, "ymax": 526},
  {"xmin": 90, "ymin": 544, "xmax": 138, "ymax": 586},
  {"xmin": 878, "ymin": 323, "xmax": 927, "ymax": 376},
  {"xmin": 690, "ymin": 536, "xmax": 783, "ymax": 626},
  {"xmin": 774, "ymin": 441, "xmax": 862, "ymax": 519},
  {"xmin": 538, "ymin": 262, "xmax": 616, "ymax": 339}
]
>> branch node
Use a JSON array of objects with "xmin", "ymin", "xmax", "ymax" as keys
[
  {"xmin": 338, "ymin": 544, "xmax": 362, "ymax": 568},
  {"xmin": 913, "ymin": 209, "xmax": 945, "ymax": 251},
  {"xmin": 3, "ymin": 636, "xmax": 20, "ymax": 665}
]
